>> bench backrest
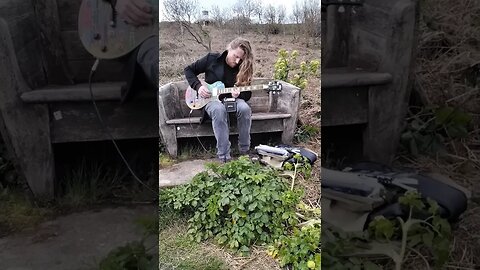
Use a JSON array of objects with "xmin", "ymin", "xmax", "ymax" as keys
[
  {"xmin": 322, "ymin": 0, "xmax": 417, "ymax": 70},
  {"xmin": 0, "ymin": 0, "xmax": 127, "ymax": 89},
  {"xmin": 0, "ymin": 0, "xmax": 47, "ymax": 89}
]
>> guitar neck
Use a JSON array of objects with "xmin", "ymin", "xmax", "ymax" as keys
[{"xmin": 217, "ymin": 85, "xmax": 265, "ymax": 94}]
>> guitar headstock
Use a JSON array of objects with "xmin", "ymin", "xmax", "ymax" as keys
[{"xmin": 267, "ymin": 81, "xmax": 283, "ymax": 93}]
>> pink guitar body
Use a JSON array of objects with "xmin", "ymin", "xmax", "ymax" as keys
[{"xmin": 78, "ymin": 0, "xmax": 159, "ymax": 59}]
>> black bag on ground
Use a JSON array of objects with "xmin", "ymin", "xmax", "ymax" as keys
[
  {"xmin": 322, "ymin": 162, "xmax": 469, "ymax": 231},
  {"xmin": 275, "ymin": 144, "xmax": 318, "ymax": 165}
]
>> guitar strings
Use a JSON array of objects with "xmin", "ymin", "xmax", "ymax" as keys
[{"xmin": 89, "ymin": 59, "xmax": 157, "ymax": 194}]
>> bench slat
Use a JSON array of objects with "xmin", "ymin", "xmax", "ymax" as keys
[
  {"xmin": 176, "ymin": 118, "xmax": 285, "ymax": 138},
  {"xmin": 322, "ymin": 68, "xmax": 392, "ymax": 88},
  {"xmin": 252, "ymin": 113, "xmax": 291, "ymax": 120},
  {"xmin": 165, "ymin": 112, "xmax": 291, "ymax": 125},
  {"xmin": 20, "ymin": 82, "xmax": 124, "ymax": 103}
]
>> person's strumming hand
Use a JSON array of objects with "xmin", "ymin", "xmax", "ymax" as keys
[
  {"xmin": 116, "ymin": 0, "xmax": 153, "ymax": 26},
  {"xmin": 198, "ymin": 85, "xmax": 211, "ymax": 99}
]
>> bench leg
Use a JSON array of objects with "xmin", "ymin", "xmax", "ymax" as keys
[
  {"xmin": 166, "ymin": 136, "xmax": 178, "ymax": 158},
  {"xmin": 159, "ymin": 125, "xmax": 178, "ymax": 158},
  {"xmin": 0, "ymin": 108, "xmax": 55, "ymax": 200},
  {"xmin": 280, "ymin": 87, "xmax": 300, "ymax": 145},
  {"xmin": 281, "ymin": 118, "xmax": 296, "ymax": 144},
  {"xmin": 0, "ymin": 19, "xmax": 54, "ymax": 199}
]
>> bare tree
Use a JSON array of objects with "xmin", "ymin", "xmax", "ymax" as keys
[
  {"xmin": 292, "ymin": 0, "xmax": 303, "ymax": 24},
  {"xmin": 232, "ymin": 0, "xmax": 257, "ymax": 33},
  {"xmin": 302, "ymin": 0, "xmax": 321, "ymax": 46},
  {"xmin": 252, "ymin": 0, "xmax": 263, "ymax": 34},
  {"xmin": 277, "ymin": 5, "xmax": 286, "ymax": 35},
  {"xmin": 263, "ymin": 4, "xmax": 276, "ymax": 25},
  {"xmin": 253, "ymin": 0, "xmax": 263, "ymax": 23},
  {"xmin": 163, "ymin": 0, "xmax": 198, "ymax": 23},
  {"xmin": 290, "ymin": 0, "xmax": 303, "ymax": 40},
  {"xmin": 233, "ymin": 0, "xmax": 256, "ymax": 21},
  {"xmin": 163, "ymin": 0, "xmax": 211, "ymax": 51},
  {"xmin": 277, "ymin": 5, "xmax": 286, "ymax": 24},
  {"xmin": 262, "ymin": 4, "xmax": 278, "ymax": 42},
  {"xmin": 210, "ymin": 5, "xmax": 224, "ymax": 27}
]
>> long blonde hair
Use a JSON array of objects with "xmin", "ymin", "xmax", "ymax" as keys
[{"xmin": 227, "ymin": 38, "xmax": 254, "ymax": 86}]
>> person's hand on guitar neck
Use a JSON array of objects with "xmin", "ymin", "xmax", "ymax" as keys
[{"xmin": 116, "ymin": 0, "xmax": 153, "ymax": 26}]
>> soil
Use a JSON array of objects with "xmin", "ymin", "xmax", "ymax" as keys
[{"xmin": 0, "ymin": 206, "xmax": 156, "ymax": 270}]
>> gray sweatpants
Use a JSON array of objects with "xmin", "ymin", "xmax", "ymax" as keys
[{"xmin": 204, "ymin": 99, "xmax": 252, "ymax": 160}]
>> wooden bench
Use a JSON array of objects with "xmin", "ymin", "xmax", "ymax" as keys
[
  {"xmin": 158, "ymin": 79, "xmax": 301, "ymax": 157},
  {"xmin": 0, "ymin": 0, "xmax": 158, "ymax": 199},
  {"xmin": 321, "ymin": 0, "xmax": 418, "ymax": 163}
]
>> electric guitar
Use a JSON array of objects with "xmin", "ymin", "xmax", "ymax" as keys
[
  {"xmin": 185, "ymin": 81, "xmax": 283, "ymax": 110},
  {"xmin": 78, "ymin": 0, "xmax": 159, "ymax": 59}
]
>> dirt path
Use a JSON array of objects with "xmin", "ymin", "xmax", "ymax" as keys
[
  {"xmin": 159, "ymin": 159, "xmax": 215, "ymax": 187},
  {"xmin": 0, "ymin": 205, "xmax": 156, "ymax": 270}
]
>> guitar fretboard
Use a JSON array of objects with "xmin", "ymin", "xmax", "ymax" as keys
[{"xmin": 217, "ymin": 85, "xmax": 266, "ymax": 94}]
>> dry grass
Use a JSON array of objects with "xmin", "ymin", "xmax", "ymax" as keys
[
  {"xmin": 159, "ymin": 22, "xmax": 320, "ymax": 85},
  {"xmin": 396, "ymin": 0, "xmax": 480, "ymax": 267},
  {"xmin": 292, "ymin": 78, "xmax": 321, "ymax": 205},
  {"xmin": 159, "ymin": 221, "xmax": 282, "ymax": 270},
  {"xmin": 200, "ymin": 243, "xmax": 282, "ymax": 270},
  {"xmin": 416, "ymin": 0, "xmax": 480, "ymax": 114}
]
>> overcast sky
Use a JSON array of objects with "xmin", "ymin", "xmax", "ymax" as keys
[{"xmin": 158, "ymin": 0, "xmax": 303, "ymax": 22}]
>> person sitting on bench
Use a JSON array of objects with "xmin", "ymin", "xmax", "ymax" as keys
[{"xmin": 184, "ymin": 38, "xmax": 254, "ymax": 163}]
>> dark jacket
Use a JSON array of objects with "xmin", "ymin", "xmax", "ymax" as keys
[{"xmin": 184, "ymin": 50, "xmax": 252, "ymax": 102}]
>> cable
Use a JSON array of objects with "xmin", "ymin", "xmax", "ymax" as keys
[
  {"xmin": 188, "ymin": 109, "xmax": 209, "ymax": 154},
  {"xmin": 88, "ymin": 59, "xmax": 157, "ymax": 194}
]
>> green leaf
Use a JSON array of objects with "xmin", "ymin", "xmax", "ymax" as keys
[
  {"xmin": 408, "ymin": 234, "xmax": 422, "ymax": 247},
  {"xmin": 435, "ymin": 107, "xmax": 454, "ymax": 125},
  {"xmin": 363, "ymin": 261, "xmax": 382, "ymax": 270},
  {"xmin": 218, "ymin": 236, "xmax": 227, "ymax": 244},
  {"xmin": 248, "ymin": 201, "xmax": 257, "ymax": 211},
  {"xmin": 369, "ymin": 216, "xmax": 395, "ymax": 240},
  {"xmin": 240, "ymin": 245, "xmax": 250, "ymax": 253},
  {"xmin": 422, "ymin": 231, "xmax": 434, "ymax": 247}
]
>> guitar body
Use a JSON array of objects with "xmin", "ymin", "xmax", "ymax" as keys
[
  {"xmin": 185, "ymin": 81, "xmax": 283, "ymax": 110},
  {"xmin": 185, "ymin": 81, "xmax": 227, "ymax": 110},
  {"xmin": 78, "ymin": 0, "xmax": 158, "ymax": 59}
]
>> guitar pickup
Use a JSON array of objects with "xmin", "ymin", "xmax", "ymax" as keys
[{"xmin": 321, "ymin": 0, "xmax": 364, "ymax": 5}]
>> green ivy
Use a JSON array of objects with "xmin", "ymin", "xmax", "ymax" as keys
[
  {"xmin": 322, "ymin": 191, "xmax": 452, "ymax": 270},
  {"xmin": 401, "ymin": 106, "xmax": 472, "ymax": 156},
  {"xmin": 268, "ymin": 201, "xmax": 321, "ymax": 270},
  {"xmin": 282, "ymin": 154, "xmax": 313, "ymax": 191},
  {"xmin": 294, "ymin": 124, "xmax": 320, "ymax": 143},
  {"xmin": 162, "ymin": 156, "xmax": 303, "ymax": 253}
]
